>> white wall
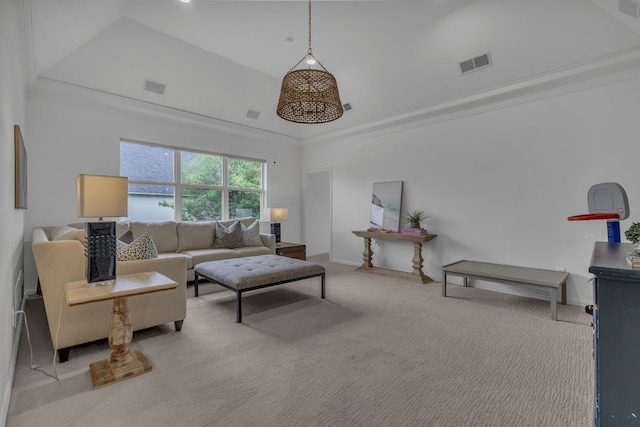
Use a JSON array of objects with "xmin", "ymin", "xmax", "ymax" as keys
[
  {"xmin": 23, "ymin": 79, "xmax": 304, "ymax": 295},
  {"xmin": 303, "ymin": 75, "xmax": 640, "ymax": 306},
  {"xmin": 0, "ymin": 0, "xmax": 27, "ymax": 424},
  {"xmin": 303, "ymin": 169, "xmax": 331, "ymax": 256}
]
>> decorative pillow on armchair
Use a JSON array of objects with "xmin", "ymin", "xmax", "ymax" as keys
[
  {"xmin": 213, "ymin": 220, "xmax": 243, "ymax": 248},
  {"xmin": 241, "ymin": 220, "xmax": 263, "ymax": 247},
  {"xmin": 116, "ymin": 231, "xmax": 159, "ymax": 261}
]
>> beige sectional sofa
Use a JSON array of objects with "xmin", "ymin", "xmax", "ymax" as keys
[{"xmin": 32, "ymin": 217, "xmax": 275, "ymax": 362}]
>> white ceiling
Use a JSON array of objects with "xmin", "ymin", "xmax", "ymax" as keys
[{"xmin": 22, "ymin": 0, "xmax": 640, "ymax": 139}]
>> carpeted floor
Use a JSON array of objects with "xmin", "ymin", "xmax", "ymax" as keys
[{"xmin": 7, "ymin": 255, "xmax": 593, "ymax": 426}]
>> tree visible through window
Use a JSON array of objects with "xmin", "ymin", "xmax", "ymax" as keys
[{"xmin": 120, "ymin": 141, "xmax": 264, "ymax": 221}]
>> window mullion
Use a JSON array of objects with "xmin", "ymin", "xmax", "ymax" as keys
[
  {"xmin": 175, "ymin": 150, "xmax": 182, "ymax": 221},
  {"xmin": 222, "ymin": 156, "xmax": 229, "ymax": 220}
]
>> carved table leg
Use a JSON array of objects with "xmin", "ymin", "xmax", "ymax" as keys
[
  {"xmin": 89, "ymin": 296, "xmax": 152, "ymax": 389},
  {"xmin": 411, "ymin": 242, "xmax": 425, "ymax": 278},
  {"xmin": 109, "ymin": 297, "xmax": 133, "ymax": 365},
  {"xmin": 362, "ymin": 237, "xmax": 373, "ymax": 268}
]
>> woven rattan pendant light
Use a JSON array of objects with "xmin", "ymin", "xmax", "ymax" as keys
[{"xmin": 276, "ymin": 0, "xmax": 343, "ymax": 124}]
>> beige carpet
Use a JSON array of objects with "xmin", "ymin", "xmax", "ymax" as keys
[{"xmin": 7, "ymin": 255, "xmax": 593, "ymax": 426}]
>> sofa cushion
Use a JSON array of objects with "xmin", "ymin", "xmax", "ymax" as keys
[
  {"xmin": 50, "ymin": 226, "xmax": 85, "ymax": 243},
  {"xmin": 241, "ymin": 220, "xmax": 263, "ymax": 247},
  {"xmin": 157, "ymin": 252, "xmax": 193, "ymax": 270},
  {"xmin": 177, "ymin": 222, "xmax": 214, "ymax": 252},
  {"xmin": 130, "ymin": 221, "xmax": 177, "ymax": 253},
  {"xmin": 233, "ymin": 246, "xmax": 273, "ymax": 257},
  {"xmin": 182, "ymin": 248, "xmax": 240, "ymax": 266},
  {"xmin": 116, "ymin": 231, "xmax": 159, "ymax": 261},
  {"xmin": 213, "ymin": 220, "xmax": 242, "ymax": 249},
  {"xmin": 68, "ymin": 221, "xmax": 129, "ymax": 237}
]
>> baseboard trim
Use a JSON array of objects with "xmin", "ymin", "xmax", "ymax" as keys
[{"xmin": 1, "ymin": 298, "xmax": 26, "ymax": 427}]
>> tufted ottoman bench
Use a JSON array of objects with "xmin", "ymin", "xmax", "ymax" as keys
[{"xmin": 193, "ymin": 254, "xmax": 326, "ymax": 323}]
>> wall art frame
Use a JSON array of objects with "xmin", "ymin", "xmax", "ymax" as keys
[
  {"xmin": 14, "ymin": 124, "xmax": 27, "ymax": 209},
  {"xmin": 370, "ymin": 181, "xmax": 403, "ymax": 231}
]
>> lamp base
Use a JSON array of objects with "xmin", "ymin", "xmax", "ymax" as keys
[
  {"xmin": 86, "ymin": 222, "xmax": 117, "ymax": 283},
  {"xmin": 270, "ymin": 222, "xmax": 282, "ymax": 243}
]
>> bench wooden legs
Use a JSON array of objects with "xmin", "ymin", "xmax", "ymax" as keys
[
  {"xmin": 442, "ymin": 270, "xmax": 567, "ymax": 321},
  {"xmin": 550, "ymin": 283, "xmax": 567, "ymax": 321},
  {"xmin": 441, "ymin": 271, "xmax": 447, "ymax": 297}
]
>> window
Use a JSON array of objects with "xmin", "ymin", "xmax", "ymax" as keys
[{"xmin": 120, "ymin": 141, "xmax": 264, "ymax": 221}]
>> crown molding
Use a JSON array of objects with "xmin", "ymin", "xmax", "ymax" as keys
[
  {"xmin": 303, "ymin": 47, "xmax": 640, "ymax": 145},
  {"xmin": 27, "ymin": 46, "xmax": 640, "ymax": 148},
  {"xmin": 28, "ymin": 78, "xmax": 302, "ymax": 145}
]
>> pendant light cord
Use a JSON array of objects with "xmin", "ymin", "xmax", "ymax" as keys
[
  {"xmin": 308, "ymin": 0, "xmax": 312, "ymax": 55},
  {"xmin": 286, "ymin": 0, "xmax": 329, "ymax": 72}
]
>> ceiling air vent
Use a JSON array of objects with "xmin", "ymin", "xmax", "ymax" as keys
[
  {"xmin": 619, "ymin": 0, "xmax": 640, "ymax": 17},
  {"xmin": 459, "ymin": 52, "xmax": 492, "ymax": 75},
  {"xmin": 144, "ymin": 79, "xmax": 166, "ymax": 95},
  {"xmin": 246, "ymin": 110, "xmax": 261, "ymax": 120}
]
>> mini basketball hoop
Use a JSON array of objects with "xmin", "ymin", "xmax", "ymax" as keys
[{"xmin": 568, "ymin": 182, "xmax": 629, "ymax": 242}]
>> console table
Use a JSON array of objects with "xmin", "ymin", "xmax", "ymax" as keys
[
  {"xmin": 65, "ymin": 271, "xmax": 177, "ymax": 389},
  {"xmin": 352, "ymin": 230, "xmax": 437, "ymax": 283}
]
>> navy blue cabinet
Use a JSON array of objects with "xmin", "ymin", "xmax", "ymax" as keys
[{"xmin": 589, "ymin": 242, "xmax": 640, "ymax": 426}]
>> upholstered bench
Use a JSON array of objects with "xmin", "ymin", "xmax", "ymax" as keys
[{"xmin": 193, "ymin": 254, "xmax": 326, "ymax": 323}]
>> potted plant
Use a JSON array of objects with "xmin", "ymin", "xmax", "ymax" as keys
[
  {"xmin": 625, "ymin": 222, "xmax": 640, "ymax": 244},
  {"xmin": 404, "ymin": 209, "xmax": 428, "ymax": 229}
]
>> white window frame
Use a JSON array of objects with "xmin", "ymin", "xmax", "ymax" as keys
[{"xmin": 121, "ymin": 139, "xmax": 266, "ymax": 221}]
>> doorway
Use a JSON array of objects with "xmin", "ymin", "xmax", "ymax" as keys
[{"xmin": 303, "ymin": 168, "xmax": 331, "ymax": 258}]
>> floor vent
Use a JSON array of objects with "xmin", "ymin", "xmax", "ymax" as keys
[
  {"xmin": 144, "ymin": 79, "xmax": 166, "ymax": 95},
  {"xmin": 459, "ymin": 52, "xmax": 492, "ymax": 75}
]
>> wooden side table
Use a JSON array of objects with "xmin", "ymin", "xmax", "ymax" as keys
[
  {"xmin": 276, "ymin": 242, "xmax": 306, "ymax": 260},
  {"xmin": 65, "ymin": 271, "xmax": 177, "ymax": 389}
]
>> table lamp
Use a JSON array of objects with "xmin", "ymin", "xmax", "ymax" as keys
[
  {"xmin": 269, "ymin": 207, "xmax": 288, "ymax": 243},
  {"xmin": 76, "ymin": 174, "xmax": 128, "ymax": 284}
]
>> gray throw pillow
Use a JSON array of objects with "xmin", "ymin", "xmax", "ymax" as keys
[
  {"xmin": 241, "ymin": 220, "xmax": 263, "ymax": 247},
  {"xmin": 214, "ymin": 220, "xmax": 243, "ymax": 248},
  {"xmin": 118, "ymin": 230, "xmax": 134, "ymax": 244}
]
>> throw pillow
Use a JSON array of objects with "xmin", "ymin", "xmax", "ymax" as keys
[
  {"xmin": 50, "ymin": 226, "xmax": 85, "ymax": 244},
  {"xmin": 241, "ymin": 220, "xmax": 263, "ymax": 247},
  {"xmin": 213, "ymin": 220, "xmax": 243, "ymax": 248},
  {"xmin": 116, "ymin": 231, "xmax": 159, "ymax": 261},
  {"xmin": 118, "ymin": 230, "xmax": 134, "ymax": 244}
]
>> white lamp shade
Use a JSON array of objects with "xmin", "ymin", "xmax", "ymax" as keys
[
  {"xmin": 270, "ymin": 207, "xmax": 288, "ymax": 222},
  {"xmin": 76, "ymin": 174, "xmax": 128, "ymax": 218}
]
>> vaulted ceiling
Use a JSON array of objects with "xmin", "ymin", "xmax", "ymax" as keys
[{"xmin": 20, "ymin": 0, "xmax": 640, "ymax": 140}]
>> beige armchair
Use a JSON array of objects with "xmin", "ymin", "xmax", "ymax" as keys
[{"xmin": 32, "ymin": 226, "xmax": 187, "ymax": 362}]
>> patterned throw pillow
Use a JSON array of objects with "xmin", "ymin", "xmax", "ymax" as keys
[
  {"xmin": 118, "ymin": 230, "xmax": 134, "ymax": 244},
  {"xmin": 116, "ymin": 231, "xmax": 159, "ymax": 261},
  {"xmin": 241, "ymin": 220, "xmax": 263, "ymax": 247},
  {"xmin": 213, "ymin": 220, "xmax": 243, "ymax": 248}
]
